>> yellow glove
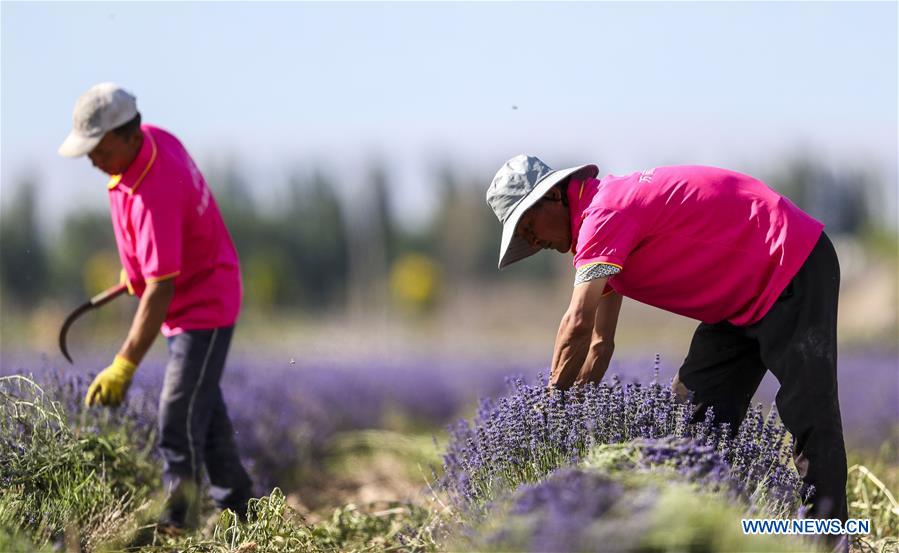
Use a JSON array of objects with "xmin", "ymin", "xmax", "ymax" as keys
[{"xmin": 85, "ymin": 355, "xmax": 137, "ymax": 407}]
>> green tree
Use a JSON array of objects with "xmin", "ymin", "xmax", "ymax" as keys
[
  {"xmin": 50, "ymin": 211, "xmax": 116, "ymax": 301},
  {"xmin": 0, "ymin": 179, "xmax": 49, "ymax": 308},
  {"xmin": 280, "ymin": 169, "xmax": 349, "ymax": 310},
  {"xmin": 428, "ymin": 166, "xmax": 557, "ymax": 283},
  {"xmin": 769, "ymin": 157, "xmax": 871, "ymax": 235}
]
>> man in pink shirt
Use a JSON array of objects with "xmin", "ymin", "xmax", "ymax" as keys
[
  {"xmin": 487, "ymin": 155, "xmax": 847, "ymax": 539},
  {"xmin": 59, "ymin": 83, "xmax": 252, "ymax": 532}
]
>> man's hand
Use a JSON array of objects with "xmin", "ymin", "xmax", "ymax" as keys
[
  {"xmin": 85, "ymin": 355, "xmax": 137, "ymax": 407},
  {"xmin": 549, "ymin": 277, "xmax": 609, "ymax": 390},
  {"xmin": 86, "ymin": 278, "xmax": 174, "ymax": 407}
]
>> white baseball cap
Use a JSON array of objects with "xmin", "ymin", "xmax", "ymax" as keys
[
  {"xmin": 486, "ymin": 154, "xmax": 598, "ymax": 269},
  {"xmin": 58, "ymin": 82, "xmax": 138, "ymax": 158}
]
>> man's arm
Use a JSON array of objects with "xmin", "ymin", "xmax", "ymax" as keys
[
  {"xmin": 575, "ymin": 291, "xmax": 622, "ymax": 385},
  {"xmin": 549, "ymin": 277, "xmax": 609, "ymax": 390},
  {"xmin": 118, "ymin": 279, "xmax": 174, "ymax": 364}
]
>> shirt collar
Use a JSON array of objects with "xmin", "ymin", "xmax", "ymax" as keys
[
  {"xmin": 107, "ymin": 128, "xmax": 157, "ymax": 195},
  {"xmin": 567, "ymin": 176, "xmax": 601, "ymax": 255}
]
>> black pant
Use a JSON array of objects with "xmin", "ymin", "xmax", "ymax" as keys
[
  {"xmin": 158, "ymin": 326, "xmax": 253, "ymax": 527},
  {"xmin": 674, "ymin": 232, "xmax": 847, "ymax": 525}
]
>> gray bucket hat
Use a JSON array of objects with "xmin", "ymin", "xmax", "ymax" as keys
[
  {"xmin": 58, "ymin": 82, "xmax": 138, "ymax": 158},
  {"xmin": 487, "ymin": 154, "xmax": 598, "ymax": 269}
]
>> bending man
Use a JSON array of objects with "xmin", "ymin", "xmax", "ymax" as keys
[{"xmin": 486, "ymin": 154, "xmax": 846, "ymax": 535}]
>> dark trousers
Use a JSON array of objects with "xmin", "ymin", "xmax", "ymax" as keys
[
  {"xmin": 673, "ymin": 232, "xmax": 847, "ymax": 525},
  {"xmin": 158, "ymin": 326, "xmax": 253, "ymax": 527}
]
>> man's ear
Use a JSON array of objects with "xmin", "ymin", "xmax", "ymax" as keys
[
  {"xmin": 543, "ymin": 186, "xmax": 563, "ymax": 202},
  {"xmin": 129, "ymin": 130, "xmax": 143, "ymax": 149}
]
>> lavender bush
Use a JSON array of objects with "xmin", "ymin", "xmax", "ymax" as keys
[
  {"xmin": 0, "ymin": 375, "xmax": 158, "ymax": 550},
  {"xmin": 0, "ymin": 354, "xmax": 518, "ymax": 494},
  {"xmin": 456, "ymin": 461, "xmax": 820, "ymax": 553},
  {"xmin": 500, "ymin": 468, "xmax": 624, "ymax": 552},
  {"xmin": 441, "ymin": 372, "xmax": 805, "ymax": 518},
  {"xmin": 216, "ymin": 355, "xmax": 520, "ymax": 492},
  {"xmin": 1, "ymin": 349, "xmax": 893, "ymax": 552}
]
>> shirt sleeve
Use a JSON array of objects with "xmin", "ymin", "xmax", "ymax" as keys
[
  {"xmin": 131, "ymin": 191, "xmax": 183, "ymax": 282},
  {"xmin": 574, "ymin": 262, "xmax": 621, "ymax": 286},
  {"xmin": 573, "ymin": 208, "xmax": 642, "ymax": 270}
]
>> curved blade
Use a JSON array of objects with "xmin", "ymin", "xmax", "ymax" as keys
[
  {"xmin": 59, "ymin": 301, "xmax": 93, "ymax": 364},
  {"xmin": 58, "ymin": 284, "xmax": 128, "ymax": 364}
]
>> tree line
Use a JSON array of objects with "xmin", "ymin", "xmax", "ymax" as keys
[{"xmin": 0, "ymin": 156, "xmax": 882, "ymax": 315}]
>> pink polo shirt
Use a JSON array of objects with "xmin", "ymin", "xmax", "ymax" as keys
[
  {"xmin": 569, "ymin": 166, "xmax": 824, "ymax": 326},
  {"xmin": 109, "ymin": 125, "xmax": 241, "ymax": 337}
]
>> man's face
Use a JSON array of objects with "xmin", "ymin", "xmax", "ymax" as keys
[
  {"xmin": 87, "ymin": 130, "xmax": 139, "ymax": 175},
  {"xmin": 514, "ymin": 188, "xmax": 572, "ymax": 253}
]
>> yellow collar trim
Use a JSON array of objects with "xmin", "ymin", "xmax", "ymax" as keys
[
  {"xmin": 106, "ymin": 132, "xmax": 158, "ymax": 195},
  {"xmin": 126, "ymin": 133, "xmax": 157, "ymax": 195}
]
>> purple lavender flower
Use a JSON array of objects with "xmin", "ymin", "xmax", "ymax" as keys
[
  {"xmin": 2, "ymin": 354, "xmax": 528, "ymax": 495},
  {"xmin": 504, "ymin": 468, "xmax": 623, "ymax": 553},
  {"xmin": 441, "ymin": 368, "xmax": 805, "ymax": 519}
]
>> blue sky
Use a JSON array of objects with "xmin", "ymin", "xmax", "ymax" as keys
[{"xmin": 2, "ymin": 1, "xmax": 896, "ymax": 229}]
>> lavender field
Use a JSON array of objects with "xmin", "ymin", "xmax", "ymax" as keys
[{"xmin": 1, "ymin": 350, "xmax": 896, "ymax": 552}]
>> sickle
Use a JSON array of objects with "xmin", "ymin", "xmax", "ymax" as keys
[{"xmin": 59, "ymin": 283, "xmax": 128, "ymax": 364}]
